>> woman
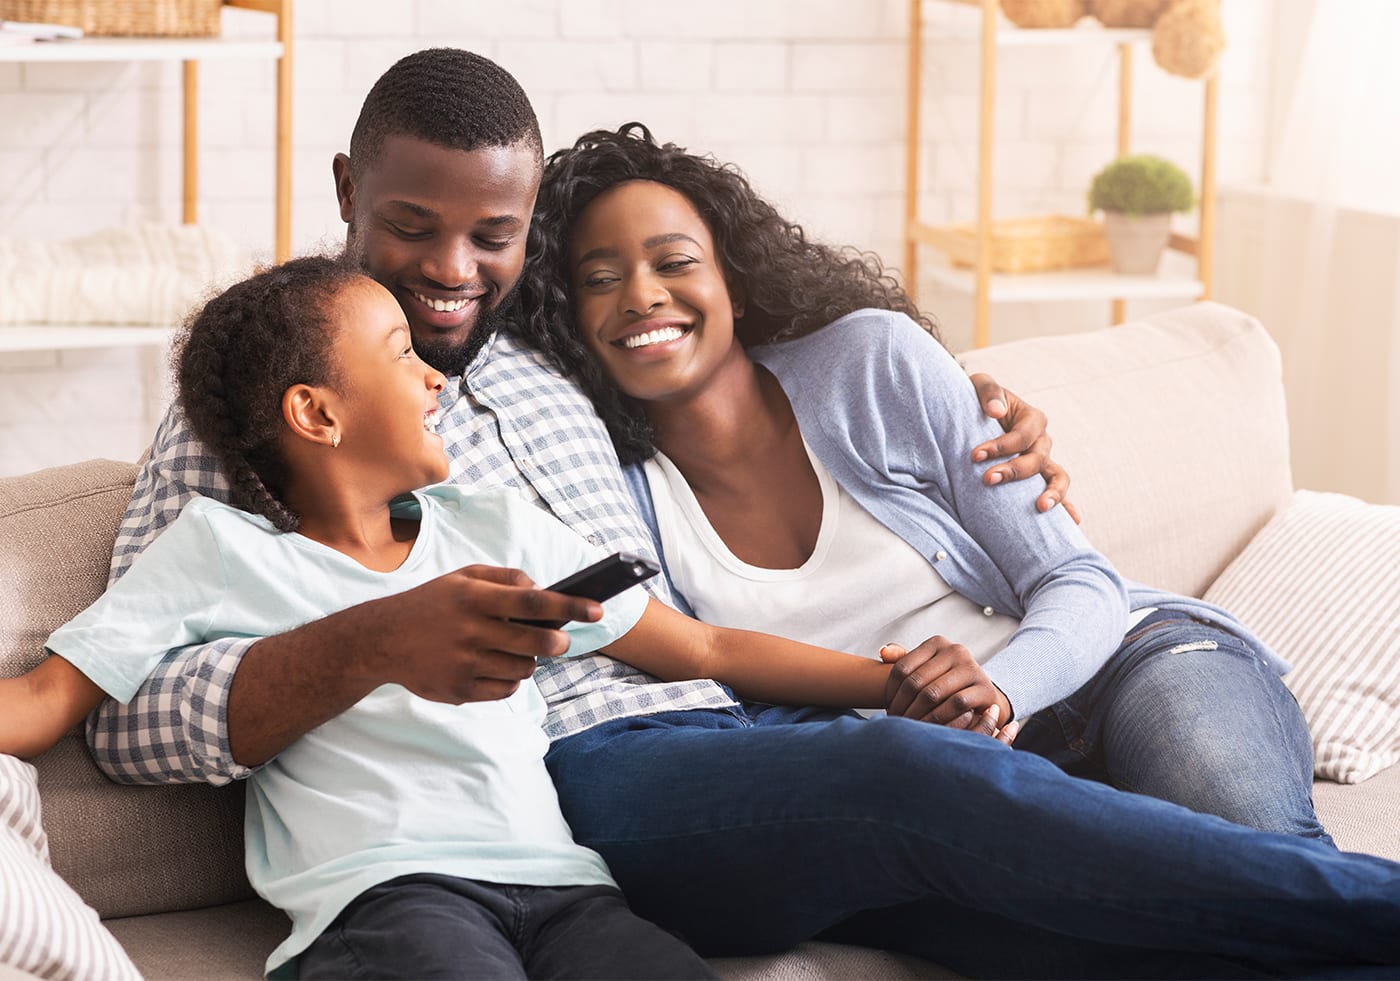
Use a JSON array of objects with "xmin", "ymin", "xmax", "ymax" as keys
[{"xmin": 518, "ymin": 123, "xmax": 1324, "ymax": 841}]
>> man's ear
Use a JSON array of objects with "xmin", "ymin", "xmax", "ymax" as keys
[
  {"xmin": 283, "ymin": 384, "xmax": 340, "ymax": 448},
  {"xmin": 332, "ymin": 153, "xmax": 355, "ymax": 225}
]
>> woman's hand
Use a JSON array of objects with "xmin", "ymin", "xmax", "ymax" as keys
[
  {"xmin": 967, "ymin": 373, "xmax": 1081, "ymax": 524},
  {"xmin": 880, "ymin": 639, "xmax": 1019, "ymax": 745}
]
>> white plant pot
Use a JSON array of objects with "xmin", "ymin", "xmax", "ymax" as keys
[{"xmin": 1103, "ymin": 211, "xmax": 1173, "ymax": 274}]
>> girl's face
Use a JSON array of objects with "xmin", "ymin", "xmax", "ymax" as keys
[
  {"xmin": 569, "ymin": 179, "xmax": 744, "ymax": 406},
  {"xmin": 325, "ymin": 277, "xmax": 450, "ymax": 493}
]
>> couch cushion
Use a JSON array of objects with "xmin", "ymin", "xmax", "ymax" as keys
[
  {"xmin": 959, "ymin": 302, "xmax": 1293, "ymax": 598},
  {"xmin": 1204, "ymin": 490, "xmax": 1400, "ymax": 784},
  {"xmin": 0, "ymin": 460, "xmax": 252, "ymax": 919},
  {"xmin": 103, "ymin": 899, "xmax": 954, "ymax": 981},
  {"xmin": 0, "ymin": 754, "xmax": 140, "ymax": 980}
]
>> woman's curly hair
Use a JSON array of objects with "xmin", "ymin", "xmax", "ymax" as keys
[
  {"xmin": 174, "ymin": 255, "xmax": 361, "ymax": 532},
  {"xmin": 514, "ymin": 122, "xmax": 937, "ymax": 465}
]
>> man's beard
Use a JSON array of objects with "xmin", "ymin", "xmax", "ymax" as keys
[{"xmin": 413, "ymin": 287, "xmax": 521, "ymax": 377}]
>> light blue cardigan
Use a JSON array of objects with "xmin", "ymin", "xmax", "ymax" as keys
[{"xmin": 624, "ymin": 308, "xmax": 1287, "ymax": 719}]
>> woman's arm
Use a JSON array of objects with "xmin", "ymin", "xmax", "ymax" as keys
[
  {"xmin": 0, "ymin": 655, "xmax": 105, "ymax": 758},
  {"xmin": 605, "ymin": 598, "xmax": 892, "ymax": 709}
]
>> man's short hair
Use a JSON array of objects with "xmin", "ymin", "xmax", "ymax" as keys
[{"xmin": 348, "ymin": 48, "xmax": 543, "ymax": 177}]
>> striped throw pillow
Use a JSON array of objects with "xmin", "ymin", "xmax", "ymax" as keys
[
  {"xmin": 0, "ymin": 755, "xmax": 140, "ymax": 981},
  {"xmin": 1203, "ymin": 490, "xmax": 1400, "ymax": 784}
]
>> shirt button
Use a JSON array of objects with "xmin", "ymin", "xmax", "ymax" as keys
[
  {"xmin": 934, "ymin": 550, "xmax": 948, "ymax": 561},
  {"xmin": 586, "ymin": 534, "xmax": 603, "ymax": 547},
  {"xmin": 983, "ymin": 606, "xmax": 995, "ymax": 617},
  {"xmin": 518, "ymin": 456, "xmax": 533, "ymax": 470}
]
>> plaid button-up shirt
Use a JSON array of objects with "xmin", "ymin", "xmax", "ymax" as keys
[{"xmin": 92, "ymin": 328, "xmax": 735, "ymax": 785}]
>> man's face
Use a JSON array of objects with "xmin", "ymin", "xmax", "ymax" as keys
[{"xmin": 335, "ymin": 134, "xmax": 540, "ymax": 374}]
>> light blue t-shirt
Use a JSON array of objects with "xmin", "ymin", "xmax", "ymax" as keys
[{"xmin": 48, "ymin": 485, "xmax": 649, "ymax": 975}]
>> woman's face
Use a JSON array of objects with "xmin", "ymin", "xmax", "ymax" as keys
[
  {"xmin": 323, "ymin": 277, "xmax": 450, "ymax": 493},
  {"xmin": 569, "ymin": 179, "xmax": 743, "ymax": 405}
]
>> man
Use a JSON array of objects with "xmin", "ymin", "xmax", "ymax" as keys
[{"xmin": 94, "ymin": 48, "xmax": 1400, "ymax": 978}]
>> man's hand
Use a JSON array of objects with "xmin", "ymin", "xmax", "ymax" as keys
[
  {"xmin": 879, "ymin": 639, "xmax": 1018, "ymax": 745},
  {"xmin": 356, "ymin": 565, "xmax": 602, "ymax": 703},
  {"xmin": 227, "ymin": 565, "xmax": 603, "ymax": 766},
  {"xmin": 968, "ymin": 372, "xmax": 1081, "ymax": 524}
]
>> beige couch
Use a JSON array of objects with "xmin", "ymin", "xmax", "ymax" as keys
[{"xmin": 2, "ymin": 301, "xmax": 1397, "ymax": 979}]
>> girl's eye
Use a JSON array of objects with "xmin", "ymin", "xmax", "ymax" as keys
[
  {"xmin": 581, "ymin": 273, "xmax": 618, "ymax": 289},
  {"xmin": 399, "ymin": 346, "xmax": 414, "ymax": 359}
]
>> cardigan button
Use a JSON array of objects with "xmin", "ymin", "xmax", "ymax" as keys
[
  {"xmin": 983, "ymin": 606, "xmax": 995, "ymax": 617},
  {"xmin": 934, "ymin": 550, "xmax": 948, "ymax": 561}
]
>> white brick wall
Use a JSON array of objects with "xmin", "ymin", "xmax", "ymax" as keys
[{"xmin": 0, "ymin": 0, "xmax": 1275, "ymax": 476}]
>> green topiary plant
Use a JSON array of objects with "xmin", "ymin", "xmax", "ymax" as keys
[{"xmin": 1087, "ymin": 154, "xmax": 1196, "ymax": 216}]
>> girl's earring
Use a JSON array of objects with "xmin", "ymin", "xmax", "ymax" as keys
[{"xmin": 331, "ymin": 432, "xmax": 341, "ymax": 449}]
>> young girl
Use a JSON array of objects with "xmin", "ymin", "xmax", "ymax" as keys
[
  {"xmin": 0, "ymin": 255, "xmax": 918, "ymax": 980},
  {"xmin": 516, "ymin": 123, "xmax": 1326, "ymax": 843}
]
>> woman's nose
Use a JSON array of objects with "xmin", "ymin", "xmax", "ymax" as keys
[{"xmin": 622, "ymin": 273, "xmax": 666, "ymax": 316}]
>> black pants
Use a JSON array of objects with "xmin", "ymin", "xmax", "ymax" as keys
[{"xmin": 296, "ymin": 874, "xmax": 715, "ymax": 980}]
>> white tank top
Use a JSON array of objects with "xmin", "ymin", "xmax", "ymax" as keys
[{"xmin": 643, "ymin": 444, "xmax": 1023, "ymax": 663}]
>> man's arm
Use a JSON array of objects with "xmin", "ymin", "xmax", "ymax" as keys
[
  {"xmin": 91, "ymin": 407, "xmax": 246, "ymax": 784},
  {"xmin": 967, "ymin": 372, "xmax": 1080, "ymax": 523},
  {"xmin": 221, "ymin": 565, "xmax": 600, "ymax": 766}
]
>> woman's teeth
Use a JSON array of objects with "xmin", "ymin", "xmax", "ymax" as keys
[
  {"xmin": 622, "ymin": 326, "xmax": 686, "ymax": 349},
  {"xmin": 414, "ymin": 291, "xmax": 471, "ymax": 313}
]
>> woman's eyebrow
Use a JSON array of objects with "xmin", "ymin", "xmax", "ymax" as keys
[{"xmin": 576, "ymin": 232, "xmax": 702, "ymax": 268}]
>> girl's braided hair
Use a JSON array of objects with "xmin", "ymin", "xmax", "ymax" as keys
[
  {"xmin": 514, "ymin": 122, "xmax": 938, "ymax": 465},
  {"xmin": 175, "ymin": 255, "xmax": 361, "ymax": 532}
]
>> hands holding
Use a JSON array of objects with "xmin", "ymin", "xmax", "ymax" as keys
[
  {"xmin": 880, "ymin": 637, "xmax": 1019, "ymax": 746},
  {"xmin": 350, "ymin": 564, "xmax": 602, "ymax": 705},
  {"xmin": 968, "ymin": 373, "xmax": 1080, "ymax": 524}
]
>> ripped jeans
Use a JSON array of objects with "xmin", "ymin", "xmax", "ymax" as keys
[{"xmin": 1014, "ymin": 608, "xmax": 1332, "ymax": 842}]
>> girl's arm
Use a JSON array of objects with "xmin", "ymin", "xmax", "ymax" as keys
[
  {"xmin": 0, "ymin": 655, "xmax": 105, "ymax": 759},
  {"xmin": 604, "ymin": 598, "xmax": 892, "ymax": 708}
]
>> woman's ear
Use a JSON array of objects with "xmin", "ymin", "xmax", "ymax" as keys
[
  {"xmin": 729, "ymin": 285, "xmax": 746, "ymax": 320},
  {"xmin": 283, "ymin": 385, "xmax": 340, "ymax": 449}
]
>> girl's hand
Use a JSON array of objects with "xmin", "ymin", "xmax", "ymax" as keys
[
  {"xmin": 879, "ymin": 639, "xmax": 1016, "ymax": 743},
  {"xmin": 967, "ymin": 373, "xmax": 1081, "ymax": 524}
]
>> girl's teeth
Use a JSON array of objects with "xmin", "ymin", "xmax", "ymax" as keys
[{"xmin": 623, "ymin": 326, "xmax": 686, "ymax": 349}]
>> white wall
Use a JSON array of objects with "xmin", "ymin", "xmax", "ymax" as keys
[{"xmin": 0, "ymin": 0, "xmax": 1276, "ymax": 476}]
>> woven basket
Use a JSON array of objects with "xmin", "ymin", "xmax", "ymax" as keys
[
  {"xmin": 943, "ymin": 215, "xmax": 1109, "ymax": 273},
  {"xmin": 0, "ymin": 0, "xmax": 222, "ymax": 36}
]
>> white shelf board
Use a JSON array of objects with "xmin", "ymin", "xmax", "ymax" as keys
[
  {"xmin": 0, "ymin": 36, "xmax": 281, "ymax": 63},
  {"xmin": 0, "ymin": 325, "xmax": 177, "ymax": 353},
  {"xmin": 924, "ymin": 265, "xmax": 1205, "ymax": 304},
  {"xmin": 920, "ymin": 19, "xmax": 1151, "ymax": 47}
]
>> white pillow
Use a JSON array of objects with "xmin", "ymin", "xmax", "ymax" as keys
[
  {"xmin": 0, "ymin": 755, "xmax": 140, "ymax": 981},
  {"xmin": 1203, "ymin": 490, "xmax": 1400, "ymax": 784}
]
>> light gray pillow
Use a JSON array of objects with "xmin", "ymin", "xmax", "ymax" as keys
[
  {"xmin": 0, "ymin": 754, "xmax": 140, "ymax": 981},
  {"xmin": 1204, "ymin": 490, "xmax": 1400, "ymax": 784}
]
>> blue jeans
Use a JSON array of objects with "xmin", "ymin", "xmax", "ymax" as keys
[
  {"xmin": 296, "ymin": 874, "xmax": 713, "ymax": 979},
  {"xmin": 1015, "ymin": 610, "xmax": 1331, "ymax": 841},
  {"xmin": 545, "ymin": 621, "xmax": 1400, "ymax": 977}
]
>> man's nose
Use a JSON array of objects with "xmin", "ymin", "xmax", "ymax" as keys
[{"xmin": 422, "ymin": 239, "xmax": 476, "ymax": 288}]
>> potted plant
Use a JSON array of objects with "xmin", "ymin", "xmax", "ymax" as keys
[{"xmin": 1087, "ymin": 154, "xmax": 1196, "ymax": 274}]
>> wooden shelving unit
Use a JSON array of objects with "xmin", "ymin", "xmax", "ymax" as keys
[
  {"xmin": 904, "ymin": 0, "xmax": 1217, "ymax": 347},
  {"xmin": 0, "ymin": 0, "xmax": 292, "ymax": 354}
]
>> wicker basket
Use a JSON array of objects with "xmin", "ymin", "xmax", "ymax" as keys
[
  {"xmin": 0, "ymin": 0, "xmax": 222, "ymax": 36},
  {"xmin": 943, "ymin": 215, "xmax": 1110, "ymax": 273}
]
